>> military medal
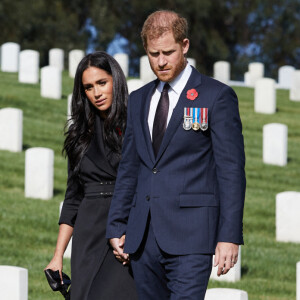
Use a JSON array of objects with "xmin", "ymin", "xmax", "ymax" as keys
[
  {"xmin": 183, "ymin": 107, "xmax": 192, "ymax": 130},
  {"xmin": 192, "ymin": 107, "xmax": 200, "ymax": 131},
  {"xmin": 200, "ymin": 107, "xmax": 208, "ymax": 131}
]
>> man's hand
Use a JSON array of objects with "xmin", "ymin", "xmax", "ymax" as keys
[
  {"xmin": 109, "ymin": 235, "xmax": 130, "ymax": 265},
  {"xmin": 214, "ymin": 242, "xmax": 239, "ymax": 276}
]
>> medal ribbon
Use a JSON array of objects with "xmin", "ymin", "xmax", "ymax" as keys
[
  {"xmin": 194, "ymin": 108, "xmax": 199, "ymax": 124},
  {"xmin": 192, "ymin": 108, "xmax": 195, "ymax": 124},
  {"xmin": 200, "ymin": 108, "xmax": 208, "ymax": 125}
]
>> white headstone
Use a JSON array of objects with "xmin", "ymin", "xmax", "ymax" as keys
[
  {"xmin": 214, "ymin": 61, "xmax": 230, "ymax": 85},
  {"xmin": 244, "ymin": 71, "xmax": 251, "ymax": 86},
  {"xmin": 41, "ymin": 66, "xmax": 62, "ymax": 99},
  {"xmin": 245, "ymin": 62, "xmax": 264, "ymax": 87},
  {"xmin": 249, "ymin": 62, "xmax": 264, "ymax": 77},
  {"xmin": 254, "ymin": 78, "xmax": 276, "ymax": 114},
  {"xmin": 205, "ymin": 288, "xmax": 248, "ymax": 300},
  {"xmin": 290, "ymin": 70, "xmax": 300, "ymax": 101},
  {"xmin": 127, "ymin": 79, "xmax": 145, "ymax": 94},
  {"xmin": 0, "ymin": 108, "xmax": 23, "ymax": 152},
  {"xmin": 67, "ymin": 94, "xmax": 72, "ymax": 119},
  {"xmin": 297, "ymin": 261, "xmax": 300, "ymax": 300},
  {"xmin": 114, "ymin": 53, "xmax": 129, "ymax": 78},
  {"xmin": 49, "ymin": 48, "xmax": 64, "ymax": 71},
  {"xmin": 187, "ymin": 57, "xmax": 196, "ymax": 68},
  {"xmin": 60, "ymin": 202, "xmax": 72, "ymax": 258},
  {"xmin": 25, "ymin": 147, "xmax": 54, "ymax": 200},
  {"xmin": 278, "ymin": 65, "xmax": 295, "ymax": 89},
  {"xmin": 1, "ymin": 42, "xmax": 20, "ymax": 72},
  {"xmin": 210, "ymin": 247, "xmax": 241, "ymax": 282},
  {"xmin": 263, "ymin": 123, "xmax": 287, "ymax": 166},
  {"xmin": 140, "ymin": 55, "xmax": 156, "ymax": 84},
  {"xmin": 69, "ymin": 49, "xmax": 84, "ymax": 78},
  {"xmin": 0, "ymin": 266, "xmax": 28, "ymax": 300},
  {"xmin": 276, "ymin": 192, "xmax": 300, "ymax": 243},
  {"xmin": 18, "ymin": 50, "xmax": 39, "ymax": 84}
]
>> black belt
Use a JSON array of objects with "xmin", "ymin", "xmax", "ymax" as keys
[{"xmin": 84, "ymin": 181, "xmax": 115, "ymax": 196}]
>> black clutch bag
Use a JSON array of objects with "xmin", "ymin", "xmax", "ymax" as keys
[{"xmin": 44, "ymin": 269, "xmax": 71, "ymax": 299}]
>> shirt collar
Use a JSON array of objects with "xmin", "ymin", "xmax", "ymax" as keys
[{"xmin": 157, "ymin": 62, "xmax": 192, "ymax": 95}]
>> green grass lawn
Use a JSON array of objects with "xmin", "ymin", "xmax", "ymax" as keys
[{"xmin": 0, "ymin": 71, "xmax": 300, "ymax": 299}]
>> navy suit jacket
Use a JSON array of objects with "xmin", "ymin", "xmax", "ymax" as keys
[{"xmin": 106, "ymin": 67, "xmax": 246, "ymax": 255}]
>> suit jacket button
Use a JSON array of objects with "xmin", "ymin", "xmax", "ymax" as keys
[
  {"xmin": 146, "ymin": 195, "xmax": 150, "ymax": 201},
  {"xmin": 152, "ymin": 168, "xmax": 158, "ymax": 174}
]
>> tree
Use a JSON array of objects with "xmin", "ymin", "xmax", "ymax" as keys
[
  {"xmin": 245, "ymin": 0, "xmax": 300, "ymax": 78},
  {"xmin": 93, "ymin": 0, "xmax": 261, "ymax": 77},
  {"xmin": 0, "ymin": 0, "xmax": 91, "ymax": 66},
  {"xmin": 1, "ymin": 0, "xmax": 299, "ymax": 78}
]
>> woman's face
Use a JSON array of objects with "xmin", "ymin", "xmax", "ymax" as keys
[{"xmin": 82, "ymin": 66, "xmax": 113, "ymax": 116}]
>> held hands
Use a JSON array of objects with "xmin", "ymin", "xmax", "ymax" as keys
[
  {"xmin": 214, "ymin": 242, "xmax": 239, "ymax": 276},
  {"xmin": 109, "ymin": 235, "xmax": 130, "ymax": 265}
]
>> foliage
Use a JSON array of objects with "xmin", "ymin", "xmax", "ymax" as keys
[
  {"xmin": 1, "ymin": 69, "xmax": 300, "ymax": 299},
  {"xmin": 0, "ymin": 0, "xmax": 89, "ymax": 65},
  {"xmin": 93, "ymin": 0, "xmax": 300, "ymax": 78},
  {"xmin": 245, "ymin": 0, "xmax": 300, "ymax": 78},
  {"xmin": 1, "ymin": 1, "xmax": 300, "ymax": 78}
]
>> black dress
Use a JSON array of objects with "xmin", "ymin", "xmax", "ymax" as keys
[{"xmin": 59, "ymin": 115, "xmax": 137, "ymax": 300}]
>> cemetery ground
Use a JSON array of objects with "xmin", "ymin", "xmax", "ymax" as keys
[{"xmin": 0, "ymin": 71, "xmax": 300, "ymax": 300}]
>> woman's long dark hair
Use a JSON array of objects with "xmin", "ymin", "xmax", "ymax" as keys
[{"xmin": 63, "ymin": 51, "xmax": 128, "ymax": 179}]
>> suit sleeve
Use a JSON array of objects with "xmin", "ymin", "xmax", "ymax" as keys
[
  {"xmin": 106, "ymin": 94, "xmax": 140, "ymax": 238},
  {"xmin": 59, "ymin": 161, "xmax": 83, "ymax": 227},
  {"xmin": 210, "ymin": 85, "xmax": 246, "ymax": 244}
]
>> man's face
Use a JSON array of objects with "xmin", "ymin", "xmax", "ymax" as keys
[{"xmin": 146, "ymin": 31, "xmax": 189, "ymax": 82}]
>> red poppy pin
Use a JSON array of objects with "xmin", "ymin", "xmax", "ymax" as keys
[
  {"xmin": 187, "ymin": 89, "xmax": 198, "ymax": 101},
  {"xmin": 116, "ymin": 127, "xmax": 122, "ymax": 136}
]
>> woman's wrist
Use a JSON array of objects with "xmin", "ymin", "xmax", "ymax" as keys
[{"xmin": 53, "ymin": 250, "xmax": 64, "ymax": 258}]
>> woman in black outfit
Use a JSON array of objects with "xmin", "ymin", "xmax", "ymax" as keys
[{"xmin": 45, "ymin": 51, "xmax": 137, "ymax": 300}]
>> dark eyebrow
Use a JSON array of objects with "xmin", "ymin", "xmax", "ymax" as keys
[
  {"xmin": 162, "ymin": 50, "xmax": 175, "ymax": 54},
  {"xmin": 149, "ymin": 50, "xmax": 159, "ymax": 55},
  {"xmin": 83, "ymin": 83, "xmax": 92, "ymax": 88}
]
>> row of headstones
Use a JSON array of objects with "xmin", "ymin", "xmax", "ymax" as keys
[
  {"xmin": 2, "ymin": 42, "xmax": 299, "ymax": 98},
  {"xmin": 0, "ymin": 41, "xmax": 196, "ymax": 78},
  {"xmin": 0, "ymin": 42, "xmax": 196, "ymax": 99},
  {"xmin": 0, "ymin": 42, "xmax": 84, "ymax": 78},
  {"xmin": 213, "ymin": 61, "xmax": 300, "ymax": 93}
]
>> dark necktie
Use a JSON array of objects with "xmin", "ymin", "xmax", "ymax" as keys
[{"xmin": 152, "ymin": 83, "xmax": 170, "ymax": 157}]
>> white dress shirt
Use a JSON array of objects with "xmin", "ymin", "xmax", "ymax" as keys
[{"xmin": 148, "ymin": 63, "xmax": 192, "ymax": 139}]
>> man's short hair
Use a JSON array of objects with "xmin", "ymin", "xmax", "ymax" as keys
[{"xmin": 141, "ymin": 10, "xmax": 188, "ymax": 49}]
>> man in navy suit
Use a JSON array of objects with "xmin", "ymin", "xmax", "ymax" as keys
[{"xmin": 107, "ymin": 10, "xmax": 246, "ymax": 299}]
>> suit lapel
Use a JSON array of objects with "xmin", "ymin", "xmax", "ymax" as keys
[
  {"xmin": 138, "ymin": 80, "xmax": 159, "ymax": 164},
  {"xmin": 155, "ymin": 68, "xmax": 202, "ymax": 162}
]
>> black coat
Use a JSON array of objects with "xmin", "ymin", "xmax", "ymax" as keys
[{"xmin": 60, "ymin": 116, "xmax": 137, "ymax": 300}]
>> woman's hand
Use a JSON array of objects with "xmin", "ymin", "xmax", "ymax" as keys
[
  {"xmin": 44, "ymin": 224, "xmax": 73, "ymax": 282},
  {"xmin": 44, "ymin": 254, "xmax": 64, "ymax": 283}
]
